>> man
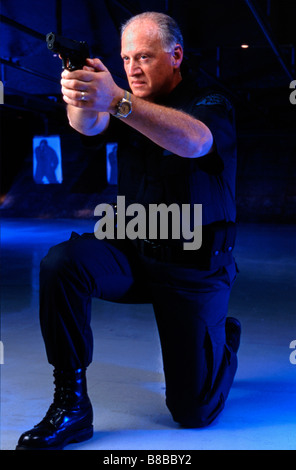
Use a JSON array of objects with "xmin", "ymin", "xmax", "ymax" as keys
[{"xmin": 16, "ymin": 12, "xmax": 240, "ymax": 450}]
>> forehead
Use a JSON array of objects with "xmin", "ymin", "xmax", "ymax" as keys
[{"xmin": 121, "ymin": 20, "xmax": 163, "ymax": 53}]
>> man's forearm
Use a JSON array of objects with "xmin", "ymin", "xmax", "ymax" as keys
[
  {"xmin": 61, "ymin": 60, "xmax": 213, "ymax": 156},
  {"xmin": 121, "ymin": 95, "xmax": 213, "ymax": 158},
  {"xmin": 64, "ymin": 80, "xmax": 213, "ymax": 157}
]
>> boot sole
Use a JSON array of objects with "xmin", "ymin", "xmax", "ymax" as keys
[{"xmin": 15, "ymin": 425, "xmax": 94, "ymax": 450}]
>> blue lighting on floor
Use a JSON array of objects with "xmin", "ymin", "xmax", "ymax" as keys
[{"xmin": 1, "ymin": 218, "xmax": 296, "ymax": 450}]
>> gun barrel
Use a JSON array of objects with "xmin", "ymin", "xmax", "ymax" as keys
[{"xmin": 46, "ymin": 32, "xmax": 88, "ymax": 53}]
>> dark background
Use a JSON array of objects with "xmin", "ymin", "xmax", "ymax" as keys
[{"xmin": 0, "ymin": 0, "xmax": 295, "ymax": 222}]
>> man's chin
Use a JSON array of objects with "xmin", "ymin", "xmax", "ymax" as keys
[
  {"xmin": 131, "ymin": 88, "xmax": 154, "ymax": 101},
  {"xmin": 132, "ymin": 88, "xmax": 147, "ymax": 96}
]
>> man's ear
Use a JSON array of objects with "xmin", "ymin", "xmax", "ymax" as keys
[{"xmin": 171, "ymin": 44, "xmax": 183, "ymax": 68}]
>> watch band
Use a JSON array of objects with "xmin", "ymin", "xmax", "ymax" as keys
[{"xmin": 124, "ymin": 90, "xmax": 131, "ymax": 101}]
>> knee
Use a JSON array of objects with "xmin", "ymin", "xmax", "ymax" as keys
[
  {"xmin": 40, "ymin": 242, "xmax": 72, "ymax": 279},
  {"xmin": 168, "ymin": 394, "xmax": 225, "ymax": 428}
]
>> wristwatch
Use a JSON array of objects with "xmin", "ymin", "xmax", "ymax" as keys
[{"xmin": 114, "ymin": 90, "xmax": 132, "ymax": 118}]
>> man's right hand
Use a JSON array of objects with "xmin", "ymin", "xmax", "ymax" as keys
[{"xmin": 61, "ymin": 58, "xmax": 123, "ymax": 115}]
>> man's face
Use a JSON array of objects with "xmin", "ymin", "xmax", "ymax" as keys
[{"xmin": 121, "ymin": 20, "xmax": 182, "ymax": 101}]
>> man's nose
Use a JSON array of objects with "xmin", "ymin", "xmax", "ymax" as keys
[{"xmin": 127, "ymin": 59, "xmax": 141, "ymax": 76}]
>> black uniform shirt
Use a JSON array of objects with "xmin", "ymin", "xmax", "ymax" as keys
[{"xmin": 105, "ymin": 76, "xmax": 237, "ymax": 227}]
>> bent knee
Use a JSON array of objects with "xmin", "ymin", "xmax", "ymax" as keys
[
  {"xmin": 40, "ymin": 242, "xmax": 73, "ymax": 276},
  {"xmin": 168, "ymin": 393, "xmax": 225, "ymax": 428}
]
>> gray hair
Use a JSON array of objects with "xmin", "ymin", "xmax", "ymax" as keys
[{"xmin": 120, "ymin": 12, "xmax": 184, "ymax": 52}]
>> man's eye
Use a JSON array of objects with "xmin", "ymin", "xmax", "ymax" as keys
[{"xmin": 140, "ymin": 55, "xmax": 148, "ymax": 60}]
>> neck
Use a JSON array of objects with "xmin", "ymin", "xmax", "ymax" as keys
[{"xmin": 146, "ymin": 70, "xmax": 182, "ymax": 103}]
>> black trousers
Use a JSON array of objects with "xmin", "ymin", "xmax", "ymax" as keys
[{"xmin": 39, "ymin": 232, "xmax": 238, "ymax": 427}]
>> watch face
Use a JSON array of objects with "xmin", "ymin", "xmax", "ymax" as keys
[
  {"xmin": 115, "ymin": 93, "xmax": 132, "ymax": 118},
  {"xmin": 120, "ymin": 102, "xmax": 131, "ymax": 115}
]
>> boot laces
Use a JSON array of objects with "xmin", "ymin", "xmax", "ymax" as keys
[{"xmin": 36, "ymin": 370, "xmax": 86, "ymax": 429}]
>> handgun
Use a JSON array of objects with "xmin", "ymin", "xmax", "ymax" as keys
[{"xmin": 46, "ymin": 32, "xmax": 90, "ymax": 71}]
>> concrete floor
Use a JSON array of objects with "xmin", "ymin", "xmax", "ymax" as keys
[{"xmin": 1, "ymin": 218, "xmax": 296, "ymax": 450}]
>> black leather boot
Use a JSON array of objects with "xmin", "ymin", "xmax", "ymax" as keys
[{"xmin": 16, "ymin": 368, "xmax": 93, "ymax": 450}]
